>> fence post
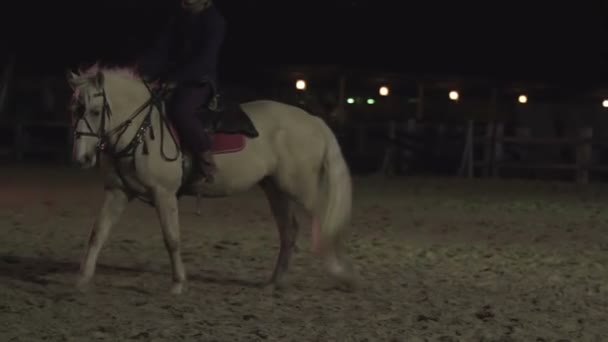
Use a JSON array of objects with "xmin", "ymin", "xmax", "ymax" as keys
[
  {"xmin": 13, "ymin": 121, "xmax": 23, "ymax": 162},
  {"xmin": 482, "ymin": 122, "xmax": 494, "ymax": 177},
  {"xmin": 406, "ymin": 118, "xmax": 417, "ymax": 134},
  {"xmin": 416, "ymin": 83, "xmax": 424, "ymax": 120},
  {"xmin": 402, "ymin": 118, "xmax": 417, "ymax": 171},
  {"xmin": 576, "ymin": 126, "xmax": 593, "ymax": 184},
  {"xmin": 459, "ymin": 120, "xmax": 474, "ymax": 178},
  {"xmin": 491, "ymin": 122, "xmax": 504, "ymax": 177},
  {"xmin": 379, "ymin": 120, "xmax": 397, "ymax": 176},
  {"xmin": 66, "ymin": 122, "xmax": 73, "ymax": 164},
  {"xmin": 356, "ymin": 122, "xmax": 367, "ymax": 157},
  {"xmin": 435, "ymin": 122, "xmax": 446, "ymax": 159},
  {"xmin": 467, "ymin": 120, "xmax": 474, "ymax": 178}
]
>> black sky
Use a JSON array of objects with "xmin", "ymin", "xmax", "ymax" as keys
[{"xmin": 1, "ymin": 0, "xmax": 607, "ymax": 82}]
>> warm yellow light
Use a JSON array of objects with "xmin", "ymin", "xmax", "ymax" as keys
[
  {"xmin": 603, "ymin": 100, "xmax": 608, "ymax": 108},
  {"xmin": 449, "ymin": 90, "xmax": 459, "ymax": 101},
  {"xmin": 295, "ymin": 79, "xmax": 306, "ymax": 90},
  {"xmin": 379, "ymin": 86, "xmax": 389, "ymax": 96},
  {"xmin": 518, "ymin": 94, "xmax": 528, "ymax": 104}
]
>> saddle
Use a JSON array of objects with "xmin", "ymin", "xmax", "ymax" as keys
[
  {"xmin": 146, "ymin": 79, "xmax": 259, "ymax": 139},
  {"xmin": 144, "ymin": 79, "xmax": 259, "ymax": 194}
]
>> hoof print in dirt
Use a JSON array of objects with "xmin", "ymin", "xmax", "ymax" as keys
[
  {"xmin": 75, "ymin": 281, "xmax": 93, "ymax": 293},
  {"xmin": 130, "ymin": 331, "xmax": 150, "ymax": 339},
  {"xmin": 474, "ymin": 305, "xmax": 495, "ymax": 321},
  {"xmin": 213, "ymin": 240, "xmax": 239, "ymax": 250},
  {"xmin": 1, "ymin": 256, "xmax": 21, "ymax": 264},
  {"xmin": 416, "ymin": 314, "xmax": 439, "ymax": 322},
  {"xmin": 438, "ymin": 336, "xmax": 457, "ymax": 342},
  {"xmin": 253, "ymin": 329, "xmax": 268, "ymax": 339}
]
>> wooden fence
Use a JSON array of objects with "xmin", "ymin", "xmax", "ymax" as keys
[
  {"xmin": 377, "ymin": 119, "xmax": 606, "ymax": 184},
  {"xmin": 468, "ymin": 122, "xmax": 600, "ymax": 183},
  {"xmin": 0, "ymin": 120, "xmax": 72, "ymax": 162},
  {"xmin": 2, "ymin": 119, "xmax": 607, "ymax": 184}
]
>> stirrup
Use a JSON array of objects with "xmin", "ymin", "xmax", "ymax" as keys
[{"xmin": 208, "ymin": 94, "xmax": 224, "ymax": 112}]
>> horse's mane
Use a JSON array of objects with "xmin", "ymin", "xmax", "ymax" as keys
[
  {"xmin": 70, "ymin": 62, "xmax": 143, "ymax": 103},
  {"xmin": 78, "ymin": 62, "xmax": 142, "ymax": 81}
]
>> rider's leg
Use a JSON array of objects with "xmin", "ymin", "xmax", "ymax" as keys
[{"xmin": 167, "ymin": 84, "xmax": 217, "ymax": 182}]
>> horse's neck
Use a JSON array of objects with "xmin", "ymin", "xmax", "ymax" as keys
[{"xmin": 108, "ymin": 86, "xmax": 158, "ymax": 153}]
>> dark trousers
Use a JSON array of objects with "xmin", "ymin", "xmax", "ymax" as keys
[{"xmin": 168, "ymin": 84, "xmax": 213, "ymax": 153}]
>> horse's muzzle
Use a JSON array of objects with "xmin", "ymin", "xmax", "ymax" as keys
[{"xmin": 72, "ymin": 153, "xmax": 97, "ymax": 169}]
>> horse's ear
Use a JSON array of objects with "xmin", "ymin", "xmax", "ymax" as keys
[
  {"xmin": 94, "ymin": 70, "xmax": 104, "ymax": 88},
  {"xmin": 66, "ymin": 69, "xmax": 79, "ymax": 89}
]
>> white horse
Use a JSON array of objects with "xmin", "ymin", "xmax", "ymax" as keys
[{"xmin": 67, "ymin": 66, "xmax": 356, "ymax": 294}]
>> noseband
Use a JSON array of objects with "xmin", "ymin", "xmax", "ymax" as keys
[
  {"xmin": 72, "ymin": 91, "xmax": 111, "ymax": 152},
  {"xmin": 71, "ymin": 85, "xmax": 163, "ymax": 159}
]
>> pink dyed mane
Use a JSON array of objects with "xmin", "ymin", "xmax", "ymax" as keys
[
  {"xmin": 78, "ymin": 63, "xmax": 142, "ymax": 81},
  {"xmin": 69, "ymin": 63, "xmax": 144, "ymax": 114},
  {"xmin": 70, "ymin": 63, "xmax": 142, "ymax": 101}
]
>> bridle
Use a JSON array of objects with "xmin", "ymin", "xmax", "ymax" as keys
[
  {"xmin": 72, "ymin": 90, "xmax": 111, "ymax": 154},
  {"xmin": 71, "ymin": 82, "xmax": 179, "ymax": 161},
  {"xmin": 70, "ymin": 80, "xmax": 181, "ymax": 203}
]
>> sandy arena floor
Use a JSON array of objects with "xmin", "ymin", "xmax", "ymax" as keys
[{"xmin": 0, "ymin": 164, "xmax": 607, "ymax": 341}]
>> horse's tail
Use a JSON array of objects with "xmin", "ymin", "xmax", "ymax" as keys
[{"xmin": 315, "ymin": 120, "xmax": 352, "ymax": 252}]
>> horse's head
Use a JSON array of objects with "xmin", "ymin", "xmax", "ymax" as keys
[
  {"xmin": 68, "ymin": 70, "xmax": 107, "ymax": 168},
  {"xmin": 67, "ymin": 68, "xmax": 110, "ymax": 168},
  {"xmin": 67, "ymin": 65, "xmax": 148, "ymax": 168}
]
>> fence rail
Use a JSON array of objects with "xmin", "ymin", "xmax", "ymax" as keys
[
  {"xmin": 471, "ymin": 124, "xmax": 598, "ymax": 183},
  {"xmin": 0, "ymin": 120, "xmax": 72, "ymax": 162},
  {"xmin": 3, "ymin": 119, "xmax": 608, "ymax": 184},
  {"xmin": 378, "ymin": 119, "xmax": 607, "ymax": 183}
]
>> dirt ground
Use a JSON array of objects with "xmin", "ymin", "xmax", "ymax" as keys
[{"xmin": 0, "ymin": 164, "xmax": 607, "ymax": 341}]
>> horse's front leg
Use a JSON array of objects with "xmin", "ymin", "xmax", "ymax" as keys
[
  {"xmin": 154, "ymin": 189, "xmax": 187, "ymax": 295},
  {"xmin": 76, "ymin": 188, "xmax": 130, "ymax": 290}
]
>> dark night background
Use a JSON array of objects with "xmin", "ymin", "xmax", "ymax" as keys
[
  {"xmin": 1, "ymin": 0, "xmax": 607, "ymax": 82},
  {"xmin": 3, "ymin": 4, "xmax": 608, "ymax": 339}
]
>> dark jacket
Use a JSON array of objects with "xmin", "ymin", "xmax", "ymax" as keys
[{"xmin": 137, "ymin": 4, "xmax": 226, "ymax": 83}]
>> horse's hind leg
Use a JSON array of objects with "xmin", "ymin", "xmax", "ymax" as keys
[
  {"xmin": 154, "ymin": 189, "xmax": 187, "ymax": 295},
  {"xmin": 76, "ymin": 188, "xmax": 129, "ymax": 290},
  {"xmin": 261, "ymin": 179, "xmax": 298, "ymax": 288},
  {"xmin": 291, "ymin": 214, "xmax": 300, "ymax": 253}
]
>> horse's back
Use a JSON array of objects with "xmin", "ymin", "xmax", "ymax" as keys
[
  {"xmin": 241, "ymin": 99, "xmax": 316, "ymax": 120},
  {"xmin": 240, "ymin": 100, "xmax": 326, "ymax": 134},
  {"xmin": 240, "ymin": 99, "xmax": 327, "ymax": 169}
]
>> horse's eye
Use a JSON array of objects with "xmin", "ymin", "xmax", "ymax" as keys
[{"xmin": 91, "ymin": 109, "xmax": 101, "ymax": 116}]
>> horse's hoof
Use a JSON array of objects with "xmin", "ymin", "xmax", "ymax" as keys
[
  {"xmin": 262, "ymin": 282, "xmax": 283, "ymax": 297},
  {"xmin": 270, "ymin": 277, "xmax": 288, "ymax": 291},
  {"xmin": 75, "ymin": 277, "xmax": 91, "ymax": 292},
  {"xmin": 336, "ymin": 274, "xmax": 359, "ymax": 292},
  {"xmin": 170, "ymin": 282, "xmax": 184, "ymax": 295},
  {"xmin": 326, "ymin": 259, "xmax": 359, "ymax": 291}
]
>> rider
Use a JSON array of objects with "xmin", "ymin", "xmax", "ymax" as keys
[{"xmin": 135, "ymin": 0, "xmax": 226, "ymax": 182}]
